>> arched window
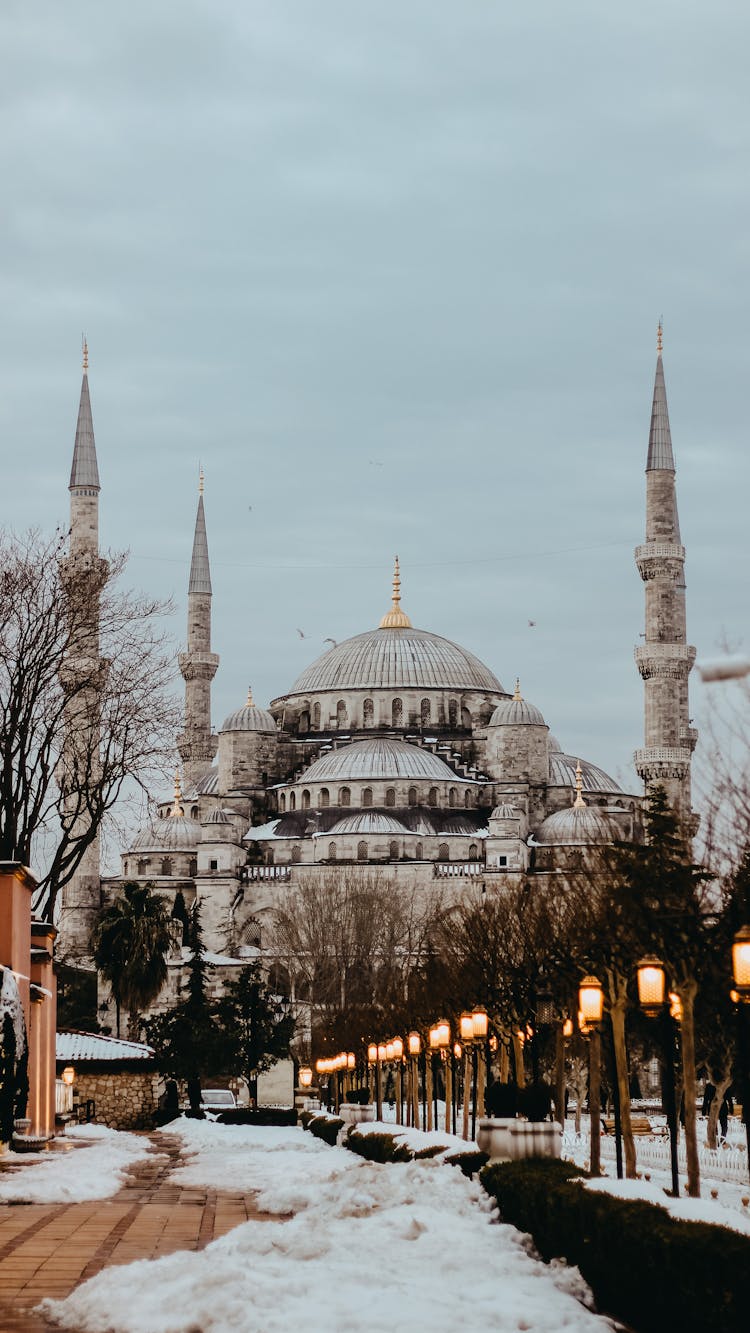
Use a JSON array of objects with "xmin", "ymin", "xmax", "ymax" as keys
[
  {"xmin": 340, "ymin": 786, "xmax": 351, "ymax": 807},
  {"xmin": 415, "ymin": 842, "xmax": 423, "ymax": 860},
  {"xmin": 137, "ymin": 859, "xmax": 148, "ymax": 875},
  {"xmin": 428, "ymin": 787, "xmax": 438, "ymax": 807},
  {"xmin": 298, "ymin": 711, "xmax": 310, "ymax": 733},
  {"xmin": 328, "ymin": 842, "xmax": 337, "ymax": 861},
  {"xmin": 268, "ymin": 964, "xmax": 291, "ymax": 998},
  {"xmin": 336, "ymin": 700, "xmax": 348, "ymax": 728},
  {"xmin": 469, "ymin": 843, "xmax": 479, "ymax": 861},
  {"xmin": 408, "ymin": 786, "xmax": 417, "ymax": 807},
  {"xmin": 448, "ymin": 699, "xmax": 458, "ymax": 727},
  {"xmin": 320, "ymin": 788, "xmax": 330, "ymax": 809},
  {"xmin": 291, "ymin": 845, "xmax": 302, "ymax": 864},
  {"xmin": 392, "ymin": 698, "xmax": 403, "ymax": 727},
  {"xmin": 266, "ymin": 848, "xmax": 275, "ymax": 864},
  {"xmin": 438, "ymin": 842, "xmax": 449, "ymax": 861},
  {"xmin": 301, "ymin": 789, "xmax": 310, "ymax": 810},
  {"xmin": 362, "ymin": 788, "xmax": 373, "ymax": 807},
  {"xmin": 389, "ymin": 841, "xmax": 399, "ymax": 860},
  {"xmin": 357, "ymin": 840, "xmax": 368, "ymax": 862},
  {"xmin": 191, "ymin": 806, "xmax": 198, "ymax": 819},
  {"xmin": 312, "ymin": 703, "xmax": 321, "ymax": 729},
  {"xmin": 385, "ymin": 788, "xmax": 396, "ymax": 807},
  {"xmin": 363, "ymin": 698, "xmax": 374, "ymax": 728},
  {"xmin": 464, "ymin": 789, "xmax": 473, "ymax": 808},
  {"xmin": 420, "ymin": 698, "xmax": 431, "ymax": 726},
  {"xmin": 461, "ymin": 705, "xmax": 472, "ymax": 729},
  {"xmin": 189, "ymin": 858, "xmax": 197, "ymax": 877},
  {"xmin": 289, "ymin": 792, "xmax": 296, "ymax": 811},
  {"xmin": 279, "ymin": 793, "xmax": 286, "ymax": 812},
  {"xmin": 161, "ymin": 858, "xmax": 172, "ymax": 876},
  {"xmin": 449, "ymin": 787, "xmax": 457, "ymax": 807}
]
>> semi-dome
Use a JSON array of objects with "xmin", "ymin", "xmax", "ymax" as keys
[
  {"xmin": 221, "ymin": 687, "xmax": 276, "ymax": 734},
  {"xmin": 549, "ymin": 751, "xmax": 621, "ymax": 794},
  {"xmin": 327, "ymin": 812, "xmax": 410, "ymax": 836},
  {"xmin": 298, "ymin": 737, "xmax": 469, "ymax": 784},
  {"xmin": 489, "ymin": 681, "xmax": 545, "ymax": 727},
  {"xmin": 535, "ymin": 804, "xmax": 617, "ymax": 847},
  {"xmin": 130, "ymin": 812, "xmax": 202, "ymax": 853}
]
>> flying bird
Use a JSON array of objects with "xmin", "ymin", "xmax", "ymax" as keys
[
  {"xmin": 323, "ymin": 637, "xmax": 337, "ymax": 647},
  {"xmin": 528, "ymin": 620, "xmax": 536, "ymax": 627},
  {"xmin": 296, "ymin": 629, "xmax": 307, "ymax": 639}
]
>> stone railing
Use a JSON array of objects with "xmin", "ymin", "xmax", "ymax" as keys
[
  {"xmin": 434, "ymin": 862, "xmax": 484, "ymax": 878},
  {"xmin": 55, "ymin": 1080, "xmax": 74, "ymax": 1116},
  {"xmin": 244, "ymin": 865, "xmax": 292, "ymax": 881},
  {"xmin": 634, "ymin": 542, "xmax": 685, "ymax": 563}
]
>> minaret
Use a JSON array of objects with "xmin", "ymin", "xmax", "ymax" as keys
[
  {"xmin": 58, "ymin": 339, "xmax": 105, "ymax": 957},
  {"xmin": 634, "ymin": 324, "xmax": 696, "ymax": 822},
  {"xmin": 177, "ymin": 470, "xmax": 219, "ymax": 789}
]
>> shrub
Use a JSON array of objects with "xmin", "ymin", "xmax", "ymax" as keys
[
  {"xmin": 484, "ymin": 1080, "xmax": 517, "ymax": 1118},
  {"xmin": 308, "ymin": 1115, "xmax": 343, "ymax": 1146},
  {"xmin": 444, "ymin": 1150, "xmax": 489, "ymax": 1178},
  {"xmin": 299, "ymin": 1110, "xmax": 315, "ymax": 1130},
  {"xmin": 342, "ymin": 1087, "xmax": 371, "ymax": 1105},
  {"xmin": 413, "ymin": 1144, "xmax": 448, "ymax": 1159},
  {"xmin": 215, "ymin": 1107, "xmax": 297, "ymax": 1127},
  {"xmin": 346, "ymin": 1130, "xmax": 412, "ymax": 1163},
  {"xmin": 518, "ymin": 1081, "xmax": 552, "ymax": 1123},
  {"xmin": 481, "ymin": 1159, "xmax": 750, "ymax": 1333}
]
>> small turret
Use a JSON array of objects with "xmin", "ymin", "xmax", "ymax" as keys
[{"xmin": 484, "ymin": 679, "xmax": 549, "ymax": 785}]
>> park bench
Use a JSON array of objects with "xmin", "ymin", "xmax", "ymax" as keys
[{"xmin": 602, "ymin": 1114, "xmax": 655, "ymax": 1136}]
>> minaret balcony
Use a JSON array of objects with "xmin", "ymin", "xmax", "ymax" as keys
[
  {"xmin": 635, "ymin": 542, "xmax": 685, "ymax": 581},
  {"xmin": 633, "ymin": 746, "xmax": 691, "ymax": 781},
  {"xmin": 680, "ymin": 725, "xmax": 700, "ymax": 752},
  {"xmin": 178, "ymin": 650, "xmax": 220, "ymax": 681},
  {"xmin": 634, "ymin": 643, "xmax": 696, "ymax": 678}
]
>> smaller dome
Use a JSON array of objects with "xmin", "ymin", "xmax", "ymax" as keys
[
  {"xmin": 202, "ymin": 808, "xmax": 232, "ymax": 825},
  {"xmin": 489, "ymin": 687, "xmax": 545, "ymax": 728},
  {"xmin": 491, "ymin": 802, "xmax": 519, "ymax": 819},
  {"xmin": 327, "ymin": 812, "xmax": 409, "ymax": 837},
  {"xmin": 548, "ymin": 735, "xmax": 563, "ymax": 753},
  {"xmin": 221, "ymin": 688, "xmax": 276, "ymax": 734},
  {"xmin": 535, "ymin": 804, "xmax": 617, "ymax": 847},
  {"xmin": 130, "ymin": 813, "xmax": 202, "ymax": 853}
]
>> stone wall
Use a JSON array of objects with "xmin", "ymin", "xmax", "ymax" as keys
[{"xmin": 72, "ymin": 1069, "xmax": 161, "ymax": 1131}]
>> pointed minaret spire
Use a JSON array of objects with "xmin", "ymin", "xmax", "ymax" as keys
[
  {"xmin": 573, "ymin": 760, "xmax": 586, "ymax": 809},
  {"xmin": 178, "ymin": 469, "xmax": 219, "ymax": 788},
  {"xmin": 634, "ymin": 325, "xmax": 696, "ymax": 827},
  {"xmin": 69, "ymin": 338, "xmax": 100, "ymax": 494},
  {"xmin": 188, "ymin": 469, "xmax": 212, "ymax": 596},
  {"xmin": 646, "ymin": 321, "xmax": 675, "ymax": 473},
  {"xmin": 379, "ymin": 555, "xmax": 412, "ymax": 629},
  {"xmin": 513, "ymin": 678, "xmax": 522, "ymax": 701}
]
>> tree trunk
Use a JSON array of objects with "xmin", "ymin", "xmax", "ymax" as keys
[
  {"xmin": 512, "ymin": 1032, "xmax": 526, "ymax": 1089},
  {"xmin": 609, "ymin": 994, "xmax": 637, "ymax": 1178},
  {"xmin": 679, "ymin": 982, "xmax": 700, "ymax": 1198},
  {"xmin": 426, "ymin": 1057, "xmax": 433, "ymax": 1132},
  {"xmin": 589, "ymin": 1029, "xmax": 601, "ymax": 1176},
  {"xmin": 553, "ymin": 1024, "xmax": 566, "ymax": 1127},
  {"xmin": 462, "ymin": 1050, "xmax": 471, "ymax": 1140},
  {"xmin": 707, "ymin": 1076, "xmax": 732, "ymax": 1150},
  {"xmin": 498, "ymin": 1040, "xmax": 510, "ymax": 1083}
]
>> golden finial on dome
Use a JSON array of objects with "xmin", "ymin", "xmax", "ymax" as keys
[
  {"xmin": 513, "ymin": 678, "xmax": 523, "ymax": 701},
  {"xmin": 573, "ymin": 759, "xmax": 586, "ymax": 810},
  {"xmin": 657, "ymin": 319, "xmax": 663, "ymax": 357},
  {"xmin": 379, "ymin": 554, "xmax": 412, "ymax": 629},
  {"xmin": 199, "ymin": 465, "xmax": 204, "ymax": 496},
  {"xmin": 171, "ymin": 767, "xmax": 184, "ymax": 818},
  {"xmin": 82, "ymin": 336, "xmax": 89, "ymax": 373},
  {"xmin": 247, "ymin": 685, "xmax": 254, "ymax": 706}
]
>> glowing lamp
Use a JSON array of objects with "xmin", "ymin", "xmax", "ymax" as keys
[
  {"xmin": 367, "ymin": 1043, "xmax": 378, "ymax": 1065},
  {"xmin": 578, "ymin": 975, "xmax": 604, "ymax": 1027},
  {"xmin": 472, "ymin": 1009, "xmax": 489, "ymax": 1040},
  {"xmin": 61, "ymin": 1066, "xmax": 76, "ymax": 1086},
  {"xmin": 386, "ymin": 1042, "xmax": 395, "ymax": 1062},
  {"xmin": 732, "ymin": 926, "xmax": 750, "ymax": 999},
  {"xmin": 562, "ymin": 1018, "xmax": 574, "ymax": 1038},
  {"xmin": 668, "ymin": 992, "xmax": 682, "ymax": 1023},
  {"xmin": 636, "ymin": 957, "xmax": 666, "ymax": 1017},
  {"xmin": 377, "ymin": 1044, "xmax": 387, "ymax": 1062},
  {"xmin": 392, "ymin": 1036, "xmax": 404, "ymax": 1060},
  {"xmin": 408, "ymin": 1031, "xmax": 421, "ymax": 1056},
  {"xmin": 460, "ymin": 1012, "xmax": 474, "ymax": 1043},
  {"xmin": 454, "ymin": 1042, "xmax": 462, "ymax": 1059},
  {"xmin": 299, "ymin": 1066, "xmax": 313, "ymax": 1088},
  {"xmin": 536, "ymin": 987, "xmax": 555, "ymax": 1026}
]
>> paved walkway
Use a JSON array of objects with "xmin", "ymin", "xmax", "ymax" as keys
[{"xmin": 0, "ymin": 1131, "xmax": 278, "ymax": 1332}]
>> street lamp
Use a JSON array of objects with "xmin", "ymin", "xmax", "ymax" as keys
[
  {"xmin": 408, "ymin": 1031, "xmax": 422, "ymax": 1130},
  {"xmin": 636, "ymin": 956, "xmax": 679, "ymax": 1197},
  {"xmin": 429, "ymin": 1020, "xmax": 451, "ymax": 1134},
  {"xmin": 578, "ymin": 976, "xmax": 604, "ymax": 1176},
  {"xmin": 731, "ymin": 926, "xmax": 750, "ymax": 1182},
  {"xmin": 298, "ymin": 1066, "xmax": 313, "ymax": 1090},
  {"xmin": 61, "ymin": 1065, "xmax": 75, "ymax": 1086}
]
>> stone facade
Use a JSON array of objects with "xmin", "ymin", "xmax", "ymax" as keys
[{"xmin": 70, "ymin": 1069, "xmax": 161, "ymax": 1132}]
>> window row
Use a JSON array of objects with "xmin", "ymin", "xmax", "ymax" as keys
[
  {"xmin": 278, "ymin": 785, "xmax": 475, "ymax": 812},
  {"xmin": 297, "ymin": 697, "xmax": 475, "ymax": 731},
  {"xmin": 279, "ymin": 842, "xmax": 481, "ymax": 863}
]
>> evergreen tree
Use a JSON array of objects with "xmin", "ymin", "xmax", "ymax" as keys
[
  {"xmin": 145, "ymin": 902, "xmax": 225, "ymax": 1101},
  {"xmin": 216, "ymin": 964, "xmax": 295, "ymax": 1097}
]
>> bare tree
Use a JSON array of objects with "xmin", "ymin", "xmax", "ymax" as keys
[{"xmin": 0, "ymin": 528, "xmax": 180, "ymax": 922}]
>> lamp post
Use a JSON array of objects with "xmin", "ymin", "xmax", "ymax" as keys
[
  {"xmin": 408, "ymin": 1031, "xmax": 421, "ymax": 1129},
  {"xmin": 429, "ymin": 1021, "xmax": 451, "ymax": 1133},
  {"xmin": 731, "ymin": 926, "xmax": 750, "ymax": 1183},
  {"xmin": 636, "ymin": 956, "xmax": 679, "ymax": 1197},
  {"xmin": 460, "ymin": 1013, "xmax": 474, "ymax": 1141},
  {"xmin": 367, "ymin": 1042, "xmax": 383, "ymax": 1122},
  {"xmin": 392, "ymin": 1037, "xmax": 404, "ymax": 1125},
  {"xmin": 579, "ymin": 975, "xmax": 604, "ymax": 1176}
]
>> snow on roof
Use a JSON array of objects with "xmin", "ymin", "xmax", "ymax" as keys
[{"xmin": 56, "ymin": 1030, "xmax": 155, "ymax": 1063}]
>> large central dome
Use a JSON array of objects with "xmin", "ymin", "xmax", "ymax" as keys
[{"xmin": 287, "ymin": 626, "xmax": 504, "ymax": 695}]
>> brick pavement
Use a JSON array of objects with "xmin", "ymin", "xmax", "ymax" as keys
[{"xmin": 0, "ymin": 1130, "xmax": 278, "ymax": 1332}]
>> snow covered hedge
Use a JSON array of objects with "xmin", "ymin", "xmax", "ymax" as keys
[{"xmin": 481, "ymin": 1158, "xmax": 750, "ymax": 1333}]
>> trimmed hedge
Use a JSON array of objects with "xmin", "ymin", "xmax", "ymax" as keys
[
  {"xmin": 481, "ymin": 1159, "xmax": 750, "ymax": 1333},
  {"xmin": 308, "ymin": 1115, "xmax": 343, "ymax": 1146},
  {"xmin": 299, "ymin": 1110, "xmax": 315, "ymax": 1130},
  {"xmin": 215, "ymin": 1107, "xmax": 297, "ymax": 1127},
  {"xmin": 444, "ymin": 1150, "xmax": 489, "ymax": 1178},
  {"xmin": 413, "ymin": 1144, "xmax": 448, "ymax": 1160},
  {"xmin": 346, "ymin": 1130, "xmax": 412, "ymax": 1163}
]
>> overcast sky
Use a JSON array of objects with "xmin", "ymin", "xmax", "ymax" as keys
[{"xmin": 2, "ymin": 1, "xmax": 748, "ymax": 800}]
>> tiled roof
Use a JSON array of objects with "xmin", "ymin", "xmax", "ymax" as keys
[{"xmin": 56, "ymin": 1031, "xmax": 155, "ymax": 1063}]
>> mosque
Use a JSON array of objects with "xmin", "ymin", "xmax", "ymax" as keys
[{"xmin": 57, "ymin": 333, "xmax": 696, "ymax": 1015}]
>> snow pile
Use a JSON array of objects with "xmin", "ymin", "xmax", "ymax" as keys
[
  {"xmin": 43, "ymin": 1123, "xmax": 615, "ymax": 1333},
  {"xmin": 0, "ymin": 1124, "xmax": 154, "ymax": 1204},
  {"xmin": 582, "ymin": 1174, "xmax": 750, "ymax": 1236}
]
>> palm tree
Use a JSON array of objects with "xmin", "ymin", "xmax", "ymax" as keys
[{"xmin": 92, "ymin": 881, "xmax": 173, "ymax": 1038}]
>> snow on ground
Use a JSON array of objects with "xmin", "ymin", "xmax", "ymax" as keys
[
  {"xmin": 43, "ymin": 1122, "xmax": 616, "ymax": 1333},
  {"xmin": 0, "ymin": 1124, "xmax": 154, "ymax": 1204}
]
